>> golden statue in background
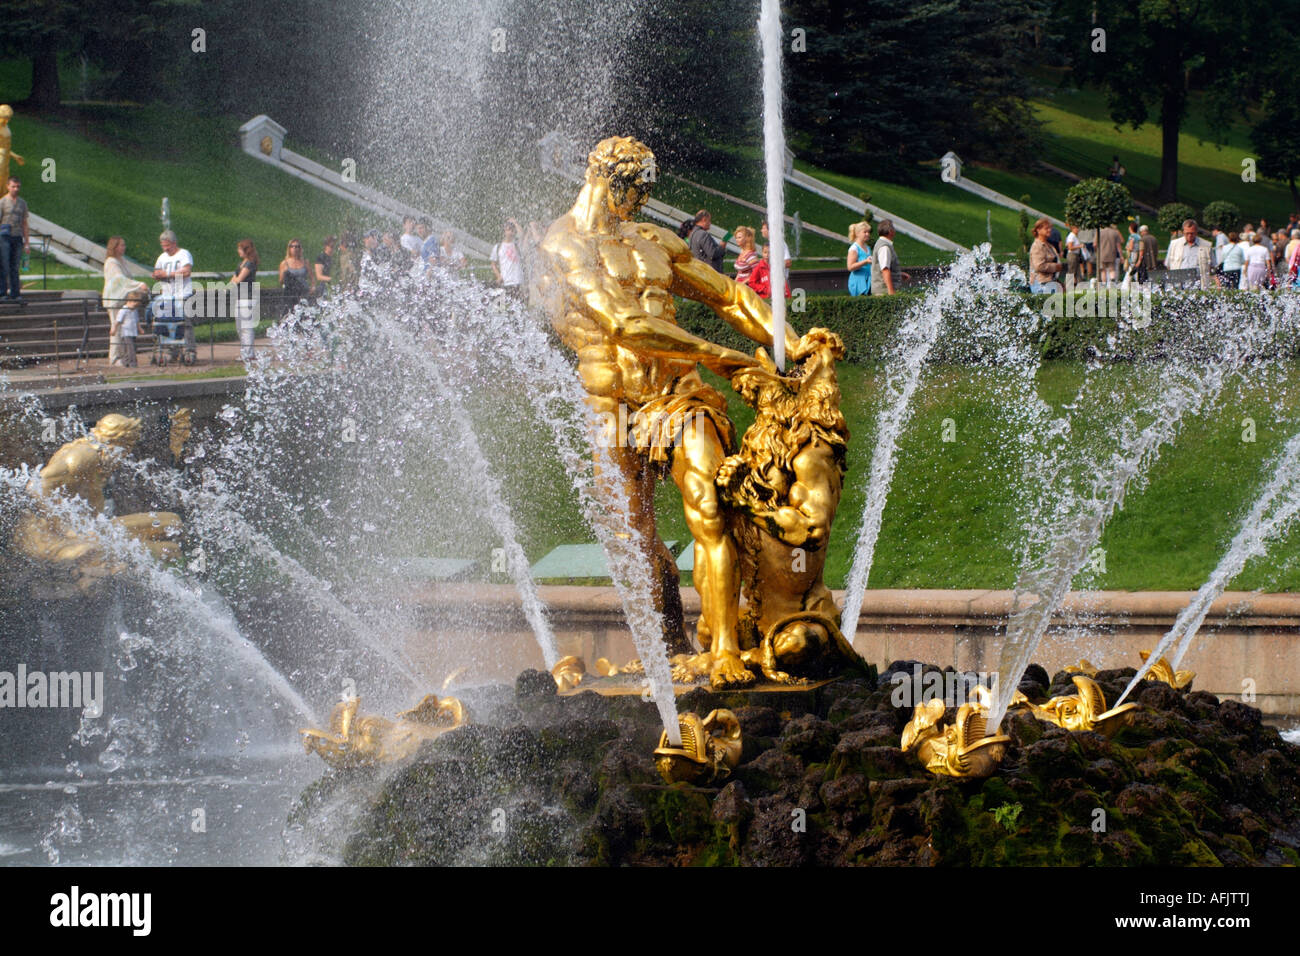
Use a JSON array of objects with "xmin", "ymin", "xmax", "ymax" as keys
[
  {"xmin": 536, "ymin": 135, "xmax": 811, "ymax": 688},
  {"xmin": 0, "ymin": 105, "xmax": 24, "ymax": 188},
  {"xmin": 13, "ymin": 413, "xmax": 182, "ymax": 583},
  {"xmin": 169, "ymin": 407, "xmax": 193, "ymax": 464}
]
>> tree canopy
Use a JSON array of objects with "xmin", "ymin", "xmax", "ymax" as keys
[
  {"xmin": 1053, "ymin": 0, "xmax": 1292, "ymax": 203},
  {"xmin": 784, "ymin": 0, "xmax": 1050, "ymax": 182}
]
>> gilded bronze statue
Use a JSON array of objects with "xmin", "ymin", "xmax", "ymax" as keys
[
  {"xmin": 13, "ymin": 413, "xmax": 182, "ymax": 583},
  {"xmin": 0, "ymin": 105, "xmax": 23, "ymax": 189},
  {"xmin": 536, "ymin": 135, "xmax": 862, "ymax": 689}
]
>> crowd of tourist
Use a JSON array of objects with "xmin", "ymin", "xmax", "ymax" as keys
[
  {"xmin": 95, "ymin": 212, "xmax": 534, "ymax": 366},
  {"xmin": 84, "ymin": 194, "xmax": 1300, "ymax": 372},
  {"xmin": 682, "ymin": 207, "xmax": 912, "ymax": 299},
  {"xmin": 1028, "ymin": 214, "xmax": 1300, "ymax": 295}
]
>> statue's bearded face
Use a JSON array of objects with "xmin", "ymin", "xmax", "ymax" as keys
[
  {"xmin": 607, "ymin": 175, "xmax": 651, "ymax": 218},
  {"xmin": 587, "ymin": 137, "xmax": 656, "ymax": 220}
]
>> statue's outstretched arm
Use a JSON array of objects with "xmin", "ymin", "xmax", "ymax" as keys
[
  {"xmin": 666, "ymin": 244, "xmax": 801, "ymax": 359},
  {"xmin": 549, "ymin": 239, "xmax": 757, "ymax": 377}
]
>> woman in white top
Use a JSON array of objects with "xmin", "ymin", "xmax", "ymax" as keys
[
  {"xmin": 1242, "ymin": 233, "xmax": 1273, "ymax": 290},
  {"xmin": 101, "ymin": 236, "xmax": 148, "ymax": 366},
  {"xmin": 1218, "ymin": 231, "xmax": 1244, "ymax": 288},
  {"xmin": 491, "ymin": 219, "xmax": 525, "ymax": 299}
]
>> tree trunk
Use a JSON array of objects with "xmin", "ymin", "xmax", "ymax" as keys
[
  {"xmin": 28, "ymin": 47, "xmax": 61, "ymax": 111},
  {"xmin": 1291, "ymin": 175, "xmax": 1299, "ymax": 214},
  {"xmin": 1157, "ymin": 85, "xmax": 1184, "ymax": 204}
]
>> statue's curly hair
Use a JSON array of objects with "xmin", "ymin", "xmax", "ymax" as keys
[
  {"xmin": 585, "ymin": 136, "xmax": 655, "ymax": 191},
  {"xmin": 91, "ymin": 413, "xmax": 142, "ymax": 447}
]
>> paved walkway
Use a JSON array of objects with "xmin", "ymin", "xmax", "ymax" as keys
[{"xmin": 2, "ymin": 336, "xmax": 271, "ymax": 392}]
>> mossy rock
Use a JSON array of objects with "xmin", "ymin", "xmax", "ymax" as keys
[{"xmin": 293, "ymin": 661, "xmax": 1300, "ymax": 866}]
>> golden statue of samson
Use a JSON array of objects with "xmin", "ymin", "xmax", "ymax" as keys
[{"xmin": 535, "ymin": 136, "xmax": 861, "ymax": 688}]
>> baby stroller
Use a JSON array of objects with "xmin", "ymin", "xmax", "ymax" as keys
[{"xmin": 148, "ymin": 294, "xmax": 196, "ymax": 366}]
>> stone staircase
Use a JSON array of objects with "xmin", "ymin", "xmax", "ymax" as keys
[{"xmin": 0, "ymin": 292, "xmax": 145, "ymax": 367}]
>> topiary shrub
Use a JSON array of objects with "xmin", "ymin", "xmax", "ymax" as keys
[
  {"xmin": 1063, "ymin": 178, "xmax": 1133, "ymax": 229},
  {"xmin": 1156, "ymin": 202, "xmax": 1198, "ymax": 236},
  {"xmin": 1200, "ymin": 200, "xmax": 1243, "ymax": 233}
]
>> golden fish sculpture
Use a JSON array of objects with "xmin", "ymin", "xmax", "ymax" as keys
[
  {"xmin": 900, "ymin": 686, "xmax": 1011, "ymax": 779},
  {"xmin": 654, "ymin": 709, "xmax": 743, "ymax": 785},
  {"xmin": 1138, "ymin": 650, "xmax": 1195, "ymax": 690},
  {"xmin": 1014, "ymin": 675, "xmax": 1139, "ymax": 737},
  {"xmin": 300, "ymin": 694, "xmax": 466, "ymax": 769},
  {"xmin": 551, "ymin": 655, "xmax": 587, "ymax": 692}
]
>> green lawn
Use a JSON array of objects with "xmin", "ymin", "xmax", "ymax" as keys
[
  {"xmin": 793, "ymin": 160, "xmax": 1037, "ymax": 262},
  {"xmin": 1028, "ymin": 84, "xmax": 1296, "ymax": 222},
  {"xmin": 652, "ymin": 174, "xmax": 847, "ymax": 264},
  {"xmin": 664, "ymin": 143, "xmax": 965, "ymax": 266},
  {"xmin": 8, "ymin": 105, "xmax": 371, "ymax": 276},
  {"xmin": 663, "ymin": 163, "xmax": 940, "ymax": 266},
  {"xmin": 476, "ymin": 360, "xmax": 1300, "ymax": 593}
]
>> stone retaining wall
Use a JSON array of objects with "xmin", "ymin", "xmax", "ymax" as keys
[{"xmin": 401, "ymin": 585, "xmax": 1300, "ymax": 717}]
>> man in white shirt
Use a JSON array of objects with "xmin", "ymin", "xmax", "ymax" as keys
[
  {"xmin": 1064, "ymin": 223, "xmax": 1084, "ymax": 286},
  {"xmin": 153, "ymin": 229, "xmax": 194, "ymax": 350},
  {"xmin": 1164, "ymin": 219, "xmax": 1212, "ymax": 272},
  {"xmin": 399, "ymin": 216, "xmax": 422, "ymax": 259},
  {"xmin": 870, "ymin": 220, "xmax": 910, "ymax": 294}
]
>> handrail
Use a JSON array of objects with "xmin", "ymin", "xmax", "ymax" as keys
[{"xmin": 75, "ymin": 298, "xmax": 90, "ymax": 371}]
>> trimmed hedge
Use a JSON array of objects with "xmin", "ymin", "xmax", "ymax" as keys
[
  {"xmin": 1201, "ymin": 200, "xmax": 1243, "ymax": 234},
  {"xmin": 674, "ymin": 290, "xmax": 1300, "ymax": 363},
  {"xmin": 676, "ymin": 293, "xmax": 924, "ymax": 364}
]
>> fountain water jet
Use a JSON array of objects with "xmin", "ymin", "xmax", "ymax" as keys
[
  {"xmin": 118, "ymin": 456, "xmax": 427, "ymax": 690},
  {"xmin": 0, "ymin": 467, "xmax": 317, "ymax": 728},
  {"xmin": 271, "ymin": 270, "xmax": 683, "ymax": 740},
  {"xmin": 986, "ymin": 293, "xmax": 1300, "ymax": 730},
  {"xmin": 1116, "ymin": 425, "xmax": 1300, "ymax": 706},
  {"xmin": 435, "ymin": 276, "xmax": 683, "ymax": 740},
  {"xmin": 759, "ymin": 0, "xmax": 787, "ymax": 371},
  {"xmin": 357, "ymin": 292, "xmax": 559, "ymax": 668},
  {"xmin": 839, "ymin": 248, "xmax": 1012, "ymax": 640}
]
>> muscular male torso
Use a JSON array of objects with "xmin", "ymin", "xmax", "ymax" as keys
[{"xmin": 551, "ymin": 221, "xmax": 705, "ymax": 413}]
